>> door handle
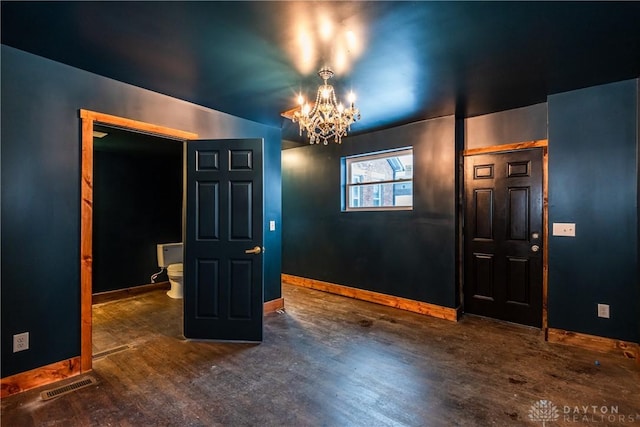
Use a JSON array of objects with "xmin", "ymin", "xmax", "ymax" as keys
[
  {"xmin": 531, "ymin": 245, "xmax": 540, "ymax": 253},
  {"xmin": 244, "ymin": 246, "xmax": 262, "ymax": 255}
]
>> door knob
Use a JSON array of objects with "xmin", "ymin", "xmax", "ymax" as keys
[
  {"xmin": 244, "ymin": 246, "xmax": 262, "ymax": 255},
  {"xmin": 531, "ymin": 244, "xmax": 540, "ymax": 253}
]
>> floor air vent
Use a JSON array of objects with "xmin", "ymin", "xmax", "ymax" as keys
[
  {"xmin": 93, "ymin": 344, "xmax": 131, "ymax": 360},
  {"xmin": 40, "ymin": 376, "xmax": 97, "ymax": 401}
]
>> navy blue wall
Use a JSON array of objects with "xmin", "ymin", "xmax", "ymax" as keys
[
  {"xmin": 1, "ymin": 46, "xmax": 282, "ymax": 377},
  {"xmin": 282, "ymin": 117, "xmax": 457, "ymax": 308},
  {"xmin": 93, "ymin": 147, "xmax": 182, "ymax": 293},
  {"xmin": 548, "ymin": 79, "xmax": 639, "ymax": 343}
]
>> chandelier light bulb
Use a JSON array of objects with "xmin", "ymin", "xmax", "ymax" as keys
[
  {"xmin": 347, "ymin": 91, "xmax": 356, "ymax": 105},
  {"xmin": 297, "ymin": 94, "xmax": 305, "ymax": 105}
]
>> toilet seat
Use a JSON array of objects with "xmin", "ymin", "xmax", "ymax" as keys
[{"xmin": 167, "ymin": 263, "xmax": 183, "ymax": 276}]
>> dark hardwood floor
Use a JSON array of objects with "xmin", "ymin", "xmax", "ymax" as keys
[{"xmin": 2, "ymin": 283, "xmax": 639, "ymax": 426}]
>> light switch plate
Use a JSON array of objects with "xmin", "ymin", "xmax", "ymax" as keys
[
  {"xmin": 269, "ymin": 220, "xmax": 276, "ymax": 231},
  {"xmin": 552, "ymin": 222, "xmax": 576, "ymax": 237}
]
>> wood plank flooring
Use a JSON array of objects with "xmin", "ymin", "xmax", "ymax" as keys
[{"xmin": 2, "ymin": 283, "xmax": 639, "ymax": 426}]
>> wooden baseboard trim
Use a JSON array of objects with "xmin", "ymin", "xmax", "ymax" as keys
[
  {"xmin": 92, "ymin": 281, "xmax": 171, "ymax": 304},
  {"xmin": 547, "ymin": 328, "xmax": 639, "ymax": 363},
  {"xmin": 264, "ymin": 297, "xmax": 285, "ymax": 314},
  {"xmin": 282, "ymin": 274, "xmax": 459, "ymax": 322},
  {"xmin": 1, "ymin": 356, "xmax": 81, "ymax": 398}
]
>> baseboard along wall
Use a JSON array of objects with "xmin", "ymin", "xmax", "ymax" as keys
[
  {"xmin": 281, "ymin": 274, "xmax": 460, "ymax": 322},
  {"xmin": 547, "ymin": 327, "xmax": 639, "ymax": 363},
  {"xmin": 1, "ymin": 357, "xmax": 81, "ymax": 398}
]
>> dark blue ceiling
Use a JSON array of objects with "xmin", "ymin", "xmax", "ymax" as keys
[{"xmin": 2, "ymin": 1, "xmax": 639, "ymax": 145}]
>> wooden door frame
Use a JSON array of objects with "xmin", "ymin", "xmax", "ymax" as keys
[
  {"xmin": 79, "ymin": 109, "xmax": 198, "ymax": 372},
  {"xmin": 461, "ymin": 139, "xmax": 549, "ymax": 335}
]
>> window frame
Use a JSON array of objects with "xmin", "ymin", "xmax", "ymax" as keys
[{"xmin": 343, "ymin": 147, "xmax": 414, "ymax": 212}]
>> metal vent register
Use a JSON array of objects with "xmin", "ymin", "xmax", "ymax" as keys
[
  {"xmin": 40, "ymin": 376, "xmax": 97, "ymax": 401},
  {"xmin": 92, "ymin": 344, "xmax": 131, "ymax": 360}
]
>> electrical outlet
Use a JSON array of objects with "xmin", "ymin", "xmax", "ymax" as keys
[
  {"xmin": 13, "ymin": 332, "xmax": 29, "ymax": 352},
  {"xmin": 597, "ymin": 304, "xmax": 610, "ymax": 319}
]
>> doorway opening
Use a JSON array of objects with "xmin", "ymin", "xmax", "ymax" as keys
[
  {"xmin": 91, "ymin": 124, "xmax": 184, "ymax": 357},
  {"xmin": 80, "ymin": 109, "xmax": 198, "ymax": 372}
]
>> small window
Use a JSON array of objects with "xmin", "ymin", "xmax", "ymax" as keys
[{"xmin": 344, "ymin": 147, "xmax": 413, "ymax": 211}]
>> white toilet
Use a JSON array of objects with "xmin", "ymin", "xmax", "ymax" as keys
[{"xmin": 157, "ymin": 243, "xmax": 183, "ymax": 299}]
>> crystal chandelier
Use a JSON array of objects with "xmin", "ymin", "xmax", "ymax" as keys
[{"xmin": 292, "ymin": 67, "xmax": 360, "ymax": 145}]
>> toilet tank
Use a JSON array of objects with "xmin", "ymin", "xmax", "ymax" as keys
[{"xmin": 157, "ymin": 243, "xmax": 183, "ymax": 267}]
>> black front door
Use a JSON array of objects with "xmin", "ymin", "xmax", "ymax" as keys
[
  {"xmin": 184, "ymin": 139, "xmax": 264, "ymax": 341},
  {"xmin": 463, "ymin": 148, "xmax": 543, "ymax": 327}
]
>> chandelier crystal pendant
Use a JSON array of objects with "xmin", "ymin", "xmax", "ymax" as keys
[{"xmin": 292, "ymin": 67, "xmax": 361, "ymax": 145}]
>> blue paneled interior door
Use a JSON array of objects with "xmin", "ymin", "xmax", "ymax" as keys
[{"xmin": 184, "ymin": 139, "xmax": 264, "ymax": 341}]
